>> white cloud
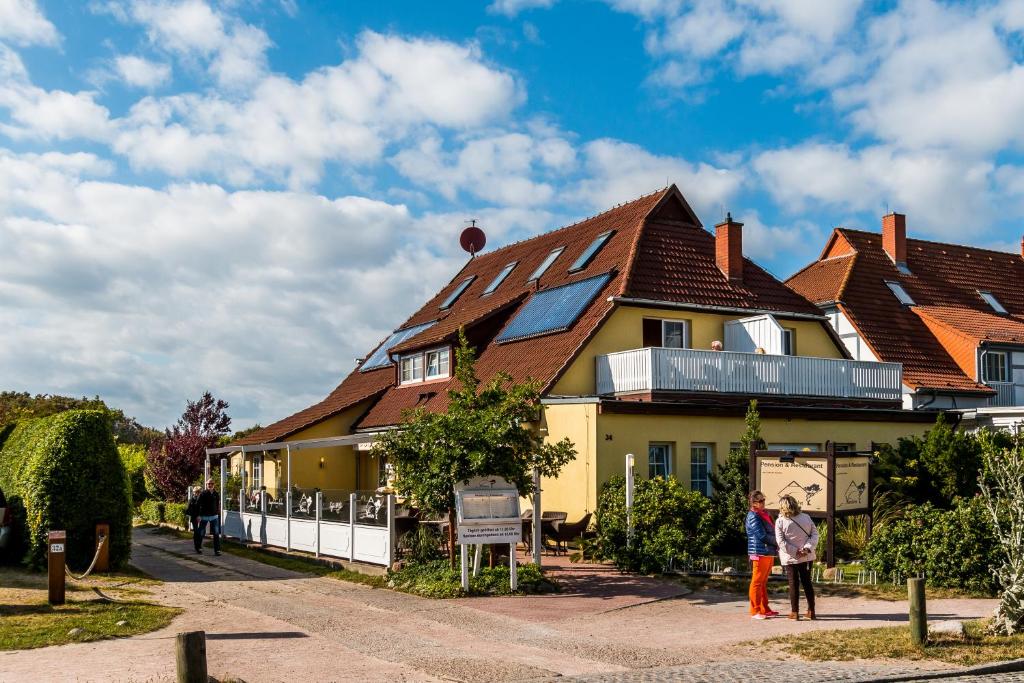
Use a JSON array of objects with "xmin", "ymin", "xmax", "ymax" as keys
[
  {"xmin": 576, "ymin": 138, "xmax": 743, "ymax": 220},
  {"xmin": 487, "ymin": 0, "xmax": 557, "ymax": 17},
  {"xmin": 0, "ymin": 0, "xmax": 60, "ymax": 47},
  {"xmin": 391, "ymin": 130, "xmax": 575, "ymax": 206},
  {"xmin": 114, "ymin": 55, "xmax": 172, "ymax": 88}
]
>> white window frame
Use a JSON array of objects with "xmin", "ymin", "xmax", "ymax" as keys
[
  {"xmin": 885, "ymin": 281, "xmax": 916, "ymax": 306},
  {"xmin": 690, "ymin": 444, "xmax": 713, "ymax": 497},
  {"xmin": 781, "ymin": 328, "xmax": 795, "ymax": 356},
  {"xmin": 978, "ymin": 290, "xmax": 1008, "ymax": 314},
  {"xmin": 648, "ymin": 443, "xmax": 672, "ymax": 479},
  {"xmin": 400, "ymin": 346, "xmax": 450, "ymax": 385},
  {"xmin": 983, "ymin": 350, "xmax": 1009, "ymax": 383},
  {"xmin": 661, "ymin": 319, "xmax": 690, "ymax": 349},
  {"xmin": 528, "ymin": 247, "xmax": 565, "ymax": 281},
  {"xmin": 483, "ymin": 262, "xmax": 517, "ymax": 295},
  {"xmin": 252, "ymin": 455, "xmax": 263, "ymax": 491}
]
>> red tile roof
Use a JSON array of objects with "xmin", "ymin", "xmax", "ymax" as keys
[
  {"xmin": 787, "ymin": 227, "xmax": 1024, "ymax": 395},
  {"xmin": 238, "ymin": 185, "xmax": 834, "ymax": 442}
]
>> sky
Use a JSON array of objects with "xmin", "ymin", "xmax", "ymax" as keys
[{"xmin": 2, "ymin": 0, "xmax": 1024, "ymax": 430}]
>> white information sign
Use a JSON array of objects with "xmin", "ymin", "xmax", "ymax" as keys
[
  {"xmin": 457, "ymin": 523, "xmax": 521, "ymax": 544},
  {"xmin": 454, "ymin": 476, "xmax": 522, "ymax": 592}
]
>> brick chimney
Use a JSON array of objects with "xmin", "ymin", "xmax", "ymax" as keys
[
  {"xmin": 882, "ymin": 212, "xmax": 907, "ymax": 266},
  {"xmin": 715, "ymin": 213, "xmax": 743, "ymax": 283}
]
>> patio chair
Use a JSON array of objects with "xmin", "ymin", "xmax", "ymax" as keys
[
  {"xmin": 539, "ymin": 511, "xmax": 568, "ymax": 553},
  {"xmin": 548, "ymin": 513, "xmax": 592, "ymax": 555}
]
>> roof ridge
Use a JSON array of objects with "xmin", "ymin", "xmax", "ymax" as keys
[
  {"xmin": 467, "ymin": 186, "xmax": 670, "ymax": 261},
  {"xmin": 840, "ymin": 227, "xmax": 1021, "ymax": 258}
]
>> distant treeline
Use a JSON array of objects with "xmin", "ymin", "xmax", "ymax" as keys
[{"xmin": 0, "ymin": 391, "xmax": 161, "ymax": 445}]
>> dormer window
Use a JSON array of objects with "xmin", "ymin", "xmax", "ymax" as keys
[
  {"xmin": 483, "ymin": 262, "xmax": 517, "ymax": 295},
  {"xmin": 886, "ymin": 281, "xmax": 915, "ymax": 306},
  {"xmin": 569, "ymin": 231, "xmax": 614, "ymax": 272},
  {"xmin": 400, "ymin": 346, "xmax": 450, "ymax": 384},
  {"xmin": 978, "ymin": 290, "xmax": 1008, "ymax": 314},
  {"xmin": 528, "ymin": 247, "xmax": 564, "ymax": 281},
  {"xmin": 440, "ymin": 276, "xmax": 475, "ymax": 310}
]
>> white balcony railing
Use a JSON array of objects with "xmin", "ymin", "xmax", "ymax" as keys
[
  {"xmin": 986, "ymin": 382, "xmax": 1018, "ymax": 407},
  {"xmin": 595, "ymin": 347, "xmax": 903, "ymax": 401}
]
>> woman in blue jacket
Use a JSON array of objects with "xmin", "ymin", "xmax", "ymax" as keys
[{"xmin": 745, "ymin": 490, "xmax": 779, "ymax": 619}]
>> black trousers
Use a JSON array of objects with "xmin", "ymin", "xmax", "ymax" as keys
[{"xmin": 786, "ymin": 561, "xmax": 815, "ymax": 613}]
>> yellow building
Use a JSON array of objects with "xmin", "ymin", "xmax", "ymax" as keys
[{"xmin": 229, "ymin": 186, "xmax": 941, "ymax": 518}]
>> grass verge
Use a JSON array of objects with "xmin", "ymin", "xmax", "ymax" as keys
[
  {"xmin": 0, "ymin": 599, "xmax": 181, "ymax": 651},
  {"xmin": 765, "ymin": 620, "xmax": 1024, "ymax": 666}
]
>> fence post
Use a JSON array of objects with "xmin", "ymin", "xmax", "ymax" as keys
[
  {"xmin": 909, "ymin": 577, "xmax": 927, "ymax": 647},
  {"xmin": 175, "ymin": 630, "xmax": 207, "ymax": 683},
  {"xmin": 532, "ymin": 467, "xmax": 542, "ymax": 568},
  {"xmin": 315, "ymin": 491, "xmax": 322, "ymax": 558},
  {"xmin": 95, "ymin": 523, "xmax": 109, "ymax": 573},
  {"xmin": 349, "ymin": 492, "xmax": 356, "ymax": 562},
  {"xmin": 285, "ymin": 490, "xmax": 292, "ymax": 552},
  {"xmin": 48, "ymin": 530, "xmax": 66, "ymax": 605},
  {"xmin": 387, "ymin": 494, "xmax": 396, "ymax": 568},
  {"xmin": 219, "ymin": 458, "xmax": 227, "ymax": 531},
  {"xmin": 625, "ymin": 453, "xmax": 635, "ymax": 547}
]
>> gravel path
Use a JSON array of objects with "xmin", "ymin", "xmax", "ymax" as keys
[{"xmin": 0, "ymin": 528, "xmax": 1005, "ymax": 682}]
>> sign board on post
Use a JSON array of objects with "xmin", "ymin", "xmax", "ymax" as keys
[{"xmin": 455, "ymin": 476, "xmax": 522, "ymax": 592}]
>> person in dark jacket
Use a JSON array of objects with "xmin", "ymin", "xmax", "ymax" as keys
[
  {"xmin": 193, "ymin": 479, "xmax": 221, "ymax": 555},
  {"xmin": 745, "ymin": 490, "xmax": 779, "ymax": 619}
]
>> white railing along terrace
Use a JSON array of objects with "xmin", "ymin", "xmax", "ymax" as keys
[{"xmin": 595, "ymin": 347, "xmax": 903, "ymax": 401}]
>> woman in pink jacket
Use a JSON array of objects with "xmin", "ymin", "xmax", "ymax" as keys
[{"xmin": 774, "ymin": 494, "xmax": 818, "ymax": 620}]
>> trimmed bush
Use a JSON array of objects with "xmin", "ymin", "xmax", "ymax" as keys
[
  {"xmin": 0, "ymin": 410, "xmax": 132, "ymax": 569},
  {"xmin": 589, "ymin": 475, "xmax": 718, "ymax": 574},
  {"xmin": 119, "ymin": 443, "xmax": 148, "ymax": 507},
  {"xmin": 865, "ymin": 497, "xmax": 999, "ymax": 593},
  {"xmin": 138, "ymin": 500, "xmax": 189, "ymax": 528}
]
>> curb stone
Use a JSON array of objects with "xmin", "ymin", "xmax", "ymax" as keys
[{"xmin": 861, "ymin": 659, "xmax": 1024, "ymax": 682}]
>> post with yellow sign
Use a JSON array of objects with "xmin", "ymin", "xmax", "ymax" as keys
[{"xmin": 749, "ymin": 441, "xmax": 872, "ymax": 567}]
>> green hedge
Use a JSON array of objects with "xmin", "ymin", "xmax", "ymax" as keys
[
  {"xmin": 118, "ymin": 443, "xmax": 149, "ymax": 507},
  {"xmin": 865, "ymin": 497, "xmax": 999, "ymax": 593},
  {"xmin": 0, "ymin": 410, "xmax": 132, "ymax": 569},
  {"xmin": 138, "ymin": 500, "xmax": 189, "ymax": 528}
]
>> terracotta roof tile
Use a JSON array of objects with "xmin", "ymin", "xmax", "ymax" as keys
[{"xmin": 787, "ymin": 227, "xmax": 1023, "ymax": 395}]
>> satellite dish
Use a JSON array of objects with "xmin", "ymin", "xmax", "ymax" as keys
[{"xmin": 460, "ymin": 221, "xmax": 486, "ymax": 256}]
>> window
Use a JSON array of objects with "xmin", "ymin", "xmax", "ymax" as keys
[
  {"xmin": 528, "ymin": 247, "xmax": 565, "ymax": 281},
  {"xmin": 896, "ymin": 262, "xmax": 912, "ymax": 275},
  {"xmin": 440, "ymin": 276, "xmax": 475, "ymax": 310},
  {"xmin": 642, "ymin": 318, "xmax": 690, "ymax": 348},
  {"xmin": 569, "ymin": 231, "xmax": 614, "ymax": 272},
  {"xmin": 979, "ymin": 291, "xmax": 1008, "ymax": 314},
  {"xmin": 833, "ymin": 443, "xmax": 856, "ymax": 452},
  {"xmin": 782, "ymin": 328, "xmax": 796, "ymax": 356},
  {"xmin": 690, "ymin": 444, "xmax": 713, "ymax": 496},
  {"xmin": 252, "ymin": 455, "xmax": 263, "ymax": 490},
  {"xmin": 983, "ymin": 351, "xmax": 1009, "ymax": 383},
  {"xmin": 768, "ymin": 443, "xmax": 820, "ymax": 452},
  {"xmin": 885, "ymin": 281, "xmax": 916, "ymax": 306},
  {"xmin": 399, "ymin": 347, "xmax": 450, "ymax": 384},
  {"xmin": 649, "ymin": 443, "xmax": 672, "ymax": 479},
  {"xmin": 425, "ymin": 347, "xmax": 450, "ymax": 379},
  {"xmin": 483, "ymin": 262, "xmax": 517, "ymax": 295}
]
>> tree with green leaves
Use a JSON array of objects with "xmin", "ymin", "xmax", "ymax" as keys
[
  {"xmin": 373, "ymin": 331, "xmax": 577, "ymax": 565},
  {"xmin": 978, "ymin": 433, "xmax": 1024, "ymax": 635},
  {"xmin": 709, "ymin": 399, "xmax": 761, "ymax": 554}
]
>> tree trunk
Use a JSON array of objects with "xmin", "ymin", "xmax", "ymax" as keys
[{"xmin": 448, "ymin": 507, "xmax": 457, "ymax": 570}]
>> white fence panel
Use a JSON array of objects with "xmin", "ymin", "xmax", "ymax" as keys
[
  {"xmin": 223, "ymin": 510, "xmax": 244, "ymax": 538},
  {"xmin": 319, "ymin": 521, "xmax": 353, "ymax": 559},
  {"xmin": 264, "ymin": 515, "xmax": 288, "ymax": 547},
  {"xmin": 353, "ymin": 525, "xmax": 390, "ymax": 565},
  {"xmin": 289, "ymin": 518, "xmax": 317, "ymax": 553}
]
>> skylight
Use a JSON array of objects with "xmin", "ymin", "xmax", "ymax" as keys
[
  {"xmin": 528, "ymin": 247, "xmax": 564, "ymax": 281},
  {"xmin": 896, "ymin": 262, "xmax": 912, "ymax": 275},
  {"xmin": 885, "ymin": 281, "xmax": 916, "ymax": 306},
  {"xmin": 569, "ymin": 231, "xmax": 614, "ymax": 272},
  {"xmin": 979, "ymin": 290, "xmax": 1008, "ymax": 314},
  {"xmin": 439, "ymin": 276, "xmax": 475, "ymax": 310},
  {"xmin": 360, "ymin": 321, "xmax": 436, "ymax": 371},
  {"xmin": 496, "ymin": 272, "xmax": 612, "ymax": 343},
  {"xmin": 483, "ymin": 262, "xmax": 517, "ymax": 295}
]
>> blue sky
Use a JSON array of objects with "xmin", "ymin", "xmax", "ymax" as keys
[{"xmin": 2, "ymin": 0, "xmax": 1024, "ymax": 428}]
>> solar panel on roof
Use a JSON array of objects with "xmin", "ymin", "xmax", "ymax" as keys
[
  {"xmin": 569, "ymin": 231, "xmax": 614, "ymax": 272},
  {"xmin": 496, "ymin": 273, "xmax": 612, "ymax": 343},
  {"xmin": 360, "ymin": 321, "xmax": 436, "ymax": 371},
  {"xmin": 440, "ymin": 275, "xmax": 475, "ymax": 310}
]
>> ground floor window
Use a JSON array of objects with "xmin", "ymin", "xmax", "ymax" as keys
[
  {"xmin": 833, "ymin": 443, "xmax": 856, "ymax": 452},
  {"xmin": 252, "ymin": 455, "xmax": 263, "ymax": 490},
  {"xmin": 768, "ymin": 443, "xmax": 820, "ymax": 452},
  {"xmin": 690, "ymin": 444, "xmax": 713, "ymax": 496},
  {"xmin": 648, "ymin": 443, "xmax": 672, "ymax": 479}
]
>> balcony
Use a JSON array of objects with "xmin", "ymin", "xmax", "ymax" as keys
[
  {"xmin": 986, "ymin": 382, "xmax": 1020, "ymax": 407},
  {"xmin": 595, "ymin": 347, "xmax": 903, "ymax": 402}
]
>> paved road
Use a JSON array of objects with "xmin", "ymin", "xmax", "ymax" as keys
[
  {"xmin": 545, "ymin": 662, "xmax": 1024, "ymax": 682},
  {"xmin": 0, "ymin": 527, "xmax": 1015, "ymax": 682}
]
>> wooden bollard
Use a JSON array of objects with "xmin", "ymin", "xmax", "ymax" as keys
[
  {"xmin": 95, "ymin": 523, "xmax": 110, "ymax": 573},
  {"xmin": 47, "ymin": 530, "xmax": 66, "ymax": 605},
  {"xmin": 175, "ymin": 630, "xmax": 207, "ymax": 683},
  {"xmin": 908, "ymin": 577, "xmax": 927, "ymax": 647}
]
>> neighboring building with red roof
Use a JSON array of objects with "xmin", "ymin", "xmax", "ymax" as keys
[
  {"xmin": 227, "ymin": 187, "xmax": 943, "ymax": 517},
  {"xmin": 787, "ymin": 213, "xmax": 1024, "ymax": 431}
]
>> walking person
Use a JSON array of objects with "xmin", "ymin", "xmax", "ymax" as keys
[
  {"xmin": 745, "ymin": 490, "xmax": 779, "ymax": 620},
  {"xmin": 775, "ymin": 494, "xmax": 818, "ymax": 620},
  {"xmin": 193, "ymin": 478, "xmax": 221, "ymax": 556}
]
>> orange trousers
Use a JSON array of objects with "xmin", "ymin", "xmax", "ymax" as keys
[{"xmin": 749, "ymin": 556, "xmax": 774, "ymax": 615}]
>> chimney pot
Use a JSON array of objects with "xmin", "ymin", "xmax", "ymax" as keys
[
  {"xmin": 882, "ymin": 212, "xmax": 907, "ymax": 266},
  {"xmin": 715, "ymin": 214, "xmax": 743, "ymax": 283}
]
